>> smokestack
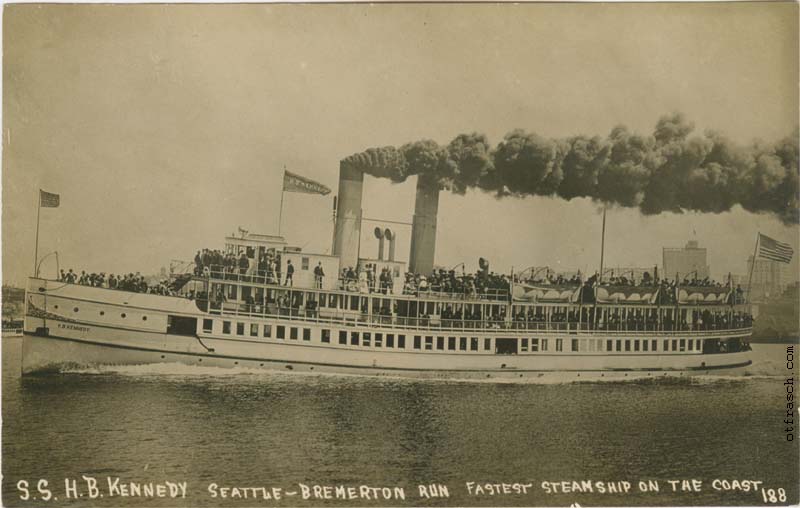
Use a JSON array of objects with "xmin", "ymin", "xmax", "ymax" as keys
[
  {"xmin": 374, "ymin": 227, "xmax": 385, "ymax": 261},
  {"xmin": 333, "ymin": 162, "xmax": 364, "ymax": 269},
  {"xmin": 385, "ymin": 228, "xmax": 396, "ymax": 261},
  {"xmin": 409, "ymin": 176, "xmax": 440, "ymax": 275}
]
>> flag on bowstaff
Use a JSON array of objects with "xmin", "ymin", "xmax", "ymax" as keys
[
  {"xmin": 40, "ymin": 190, "xmax": 60, "ymax": 208},
  {"xmin": 758, "ymin": 233, "xmax": 794, "ymax": 263},
  {"xmin": 283, "ymin": 171, "xmax": 331, "ymax": 195}
]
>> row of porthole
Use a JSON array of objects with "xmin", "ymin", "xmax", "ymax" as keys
[
  {"xmin": 52, "ymin": 304, "xmax": 146, "ymax": 321},
  {"xmin": 156, "ymin": 355, "xmax": 308, "ymax": 371}
]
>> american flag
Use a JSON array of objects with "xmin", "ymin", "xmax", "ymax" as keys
[
  {"xmin": 758, "ymin": 233, "xmax": 794, "ymax": 264},
  {"xmin": 39, "ymin": 190, "xmax": 60, "ymax": 208}
]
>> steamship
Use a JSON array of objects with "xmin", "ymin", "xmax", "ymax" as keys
[{"xmin": 22, "ymin": 168, "xmax": 753, "ymax": 378}]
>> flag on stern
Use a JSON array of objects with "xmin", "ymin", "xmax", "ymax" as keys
[
  {"xmin": 758, "ymin": 233, "xmax": 794, "ymax": 263},
  {"xmin": 282, "ymin": 171, "xmax": 331, "ymax": 196},
  {"xmin": 39, "ymin": 190, "xmax": 60, "ymax": 208}
]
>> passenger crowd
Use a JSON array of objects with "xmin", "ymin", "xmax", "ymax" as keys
[{"xmin": 58, "ymin": 269, "xmax": 183, "ymax": 297}]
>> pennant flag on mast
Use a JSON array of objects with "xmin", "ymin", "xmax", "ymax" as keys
[
  {"xmin": 283, "ymin": 171, "xmax": 331, "ymax": 196},
  {"xmin": 757, "ymin": 233, "xmax": 794, "ymax": 263},
  {"xmin": 40, "ymin": 189, "xmax": 60, "ymax": 208}
]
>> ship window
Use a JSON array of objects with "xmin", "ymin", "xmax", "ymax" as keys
[
  {"xmin": 556, "ymin": 339, "xmax": 563, "ymax": 352},
  {"xmin": 236, "ymin": 322, "xmax": 245, "ymax": 335},
  {"xmin": 459, "ymin": 337, "xmax": 467, "ymax": 351},
  {"xmin": 321, "ymin": 329, "xmax": 331, "ymax": 343},
  {"xmin": 54, "ymin": 305, "xmax": 59, "ymax": 309},
  {"xmin": 606, "ymin": 340, "xmax": 613, "ymax": 352},
  {"xmin": 277, "ymin": 326, "xmax": 285, "ymax": 339},
  {"xmin": 642, "ymin": 340, "xmax": 649, "ymax": 352},
  {"xmin": 398, "ymin": 335, "xmax": 406, "ymax": 348},
  {"xmin": 436, "ymin": 336, "xmax": 444, "ymax": 350},
  {"xmin": 363, "ymin": 332, "xmax": 371, "ymax": 346},
  {"xmin": 624, "ymin": 340, "xmax": 631, "ymax": 352},
  {"xmin": 167, "ymin": 315, "xmax": 197, "ymax": 336},
  {"xmin": 263, "ymin": 324, "xmax": 272, "ymax": 338},
  {"xmin": 615, "ymin": 340, "xmax": 622, "ymax": 352},
  {"xmin": 425, "ymin": 336, "xmax": 433, "ymax": 350},
  {"xmin": 414, "ymin": 336, "xmax": 421, "ymax": 349},
  {"xmin": 223, "ymin": 321, "xmax": 231, "ymax": 334},
  {"xmin": 99, "ymin": 311, "xmax": 105, "ymax": 316},
  {"xmin": 688, "ymin": 340, "xmax": 694, "ymax": 351},
  {"xmin": 303, "ymin": 328, "xmax": 311, "ymax": 341},
  {"xmin": 386, "ymin": 334, "xmax": 394, "ymax": 348},
  {"xmin": 375, "ymin": 333, "xmax": 383, "ymax": 347},
  {"xmin": 302, "ymin": 257, "xmax": 309, "ymax": 270},
  {"xmin": 350, "ymin": 331, "xmax": 359, "ymax": 346},
  {"xmin": 227, "ymin": 285, "xmax": 237, "ymax": 300},
  {"xmin": 290, "ymin": 327, "xmax": 298, "ymax": 340},
  {"xmin": 350, "ymin": 296, "xmax": 359, "ymax": 311},
  {"xmin": 203, "ymin": 319, "xmax": 213, "ymax": 333},
  {"xmin": 448, "ymin": 337, "xmax": 456, "ymax": 350},
  {"xmin": 241, "ymin": 286, "xmax": 251, "ymax": 300},
  {"xmin": 74, "ymin": 307, "xmax": 79, "ymax": 312},
  {"xmin": 121, "ymin": 313, "xmax": 126, "ymax": 318},
  {"xmin": 530, "ymin": 338, "xmax": 539, "ymax": 352},
  {"xmin": 250, "ymin": 324, "xmax": 258, "ymax": 337},
  {"xmin": 329, "ymin": 294, "xmax": 337, "ymax": 307},
  {"xmin": 339, "ymin": 330, "xmax": 347, "ymax": 345},
  {"xmin": 672, "ymin": 339, "xmax": 678, "ymax": 351},
  {"xmin": 664, "ymin": 340, "xmax": 669, "ymax": 351},
  {"xmin": 521, "ymin": 338, "xmax": 528, "ymax": 352},
  {"xmin": 634, "ymin": 340, "xmax": 640, "ymax": 352},
  {"xmin": 542, "ymin": 339, "xmax": 549, "ymax": 351},
  {"xmin": 471, "ymin": 337, "xmax": 479, "ymax": 351},
  {"xmin": 652, "ymin": 339, "xmax": 658, "ymax": 351},
  {"xmin": 695, "ymin": 339, "xmax": 701, "ymax": 351},
  {"xmin": 679, "ymin": 339, "xmax": 686, "ymax": 352},
  {"xmin": 484, "ymin": 338, "xmax": 491, "ymax": 351},
  {"xmin": 571, "ymin": 339, "xmax": 579, "ymax": 352}
]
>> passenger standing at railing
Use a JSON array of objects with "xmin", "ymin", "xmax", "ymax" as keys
[
  {"xmin": 314, "ymin": 262, "xmax": 324, "ymax": 289},
  {"xmin": 285, "ymin": 260, "xmax": 294, "ymax": 286}
]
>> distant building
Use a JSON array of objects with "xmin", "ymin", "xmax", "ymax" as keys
[
  {"xmin": 746, "ymin": 256, "xmax": 787, "ymax": 302},
  {"xmin": 662, "ymin": 240, "xmax": 710, "ymax": 281}
]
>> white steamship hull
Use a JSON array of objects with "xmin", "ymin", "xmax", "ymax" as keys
[{"xmin": 23, "ymin": 278, "xmax": 752, "ymax": 379}]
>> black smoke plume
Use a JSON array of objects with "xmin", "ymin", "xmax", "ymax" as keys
[{"xmin": 340, "ymin": 113, "xmax": 799, "ymax": 224}]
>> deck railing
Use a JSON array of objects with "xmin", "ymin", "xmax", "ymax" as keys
[{"xmin": 198, "ymin": 300, "xmax": 752, "ymax": 337}]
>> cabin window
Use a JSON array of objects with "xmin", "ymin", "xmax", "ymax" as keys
[
  {"xmin": 642, "ymin": 340, "xmax": 649, "ymax": 352},
  {"xmin": 223, "ymin": 321, "xmax": 231, "ymax": 334},
  {"xmin": 350, "ymin": 296, "xmax": 359, "ymax": 311},
  {"xmin": 695, "ymin": 339, "xmax": 701, "ymax": 351},
  {"xmin": 301, "ymin": 257, "xmax": 309, "ymax": 270},
  {"xmin": 664, "ymin": 339, "xmax": 670, "ymax": 351},
  {"xmin": 303, "ymin": 328, "xmax": 311, "ymax": 341},
  {"xmin": 530, "ymin": 338, "xmax": 539, "ymax": 352},
  {"xmin": 624, "ymin": 340, "xmax": 631, "ymax": 352},
  {"xmin": 688, "ymin": 340, "xmax": 694, "ymax": 351},
  {"xmin": 250, "ymin": 324, "xmax": 258, "ymax": 337},
  {"xmin": 556, "ymin": 339, "xmax": 563, "ymax": 352},
  {"xmin": 672, "ymin": 339, "xmax": 678, "ymax": 351},
  {"xmin": 679, "ymin": 339, "xmax": 686, "ymax": 352},
  {"xmin": 398, "ymin": 335, "xmax": 406, "ymax": 348},
  {"xmin": 471, "ymin": 337, "xmax": 479, "ymax": 351},
  {"xmin": 339, "ymin": 330, "xmax": 347, "ymax": 345},
  {"xmin": 459, "ymin": 337, "xmax": 467, "ymax": 351},
  {"xmin": 571, "ymin": 339, "xmax": 579, "ymax": 352},
  {"xmin": 634, "ymin": 340, "xmax": 640, "ymax": 352},
  {"xmin": 541, "ymin": 339, "xmax": 549, "ymax": 351},
  {"xmin": 606, "ymin": 340, "xmax": 613, "ymax": 352},
  {"xmin": 363, "ymin": 332, "xmax": 371, "ymax": 347},
  {"xmin": 652, "ymin": 339, "xmax": 658, "ymax": 351},
  {"xmin": 263, "ymin": 324, "xmax": 272, "ymax": 338},
  {"xmin": 203, "ymin": 319, "xmax": 213, "ymax": 333},
  {"xmin": 227, "ymin": 285, "xmax": 237, "ymax": 300},
  {"xmin": 277, "ymin": 326, "xmax": 285, "ymax": 339},
  {"xmin": 615, "ymin": 340, "xmax": 622, "ymax": 352},
  {"xmin": 386, "ymin": 334, "xmax": 395, "ymax": 348},
  {"xmin": 290, "ymin": 327, "xmax": 298, "ymax": 340},
  {"xmin": 414, "ymin": 336, "xmax": 421, "ymax": 349},
  {"xmin": 236, "ymin": 322, "xmax": 245, "ymax": 335},
  {"xmin": 520, "ymin": 338, "xmax": 528, "ymax": 352},
  {"xmin": 350, "ymin": 331, "xmax": 359, "ymax": 346},
  {"xmin": 436, "ymin": 337, "xmax": 445, "ymax": 350},
  {"xmin": 375, "ymin": 333, "xmax": 383, "ymax": 347},
  {"xmin": 321, "ymin": 329, "xmax": 331, "ymax": 343},
  {"xmin": 241, "ymin": 286, "xmax": 251, "ymax": 300},
  {"xmin": 425, "ymin": 336, "xmax": 433, "ymax": 350},
  {"xmin": 329, "ymin": 294, "xmax": 337, "ymax": 307},
  {"xmin": 448, "ymin": 337, "xmax": 456, "ymax": 351},
  {"xmin": 484, "ymin": 338, "xmax": 492, "ymax": 351}
]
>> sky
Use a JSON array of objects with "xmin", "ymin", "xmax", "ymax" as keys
[{"xmin": 2, "ymin": 2, "xmax": 798, "ymax": 287}]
